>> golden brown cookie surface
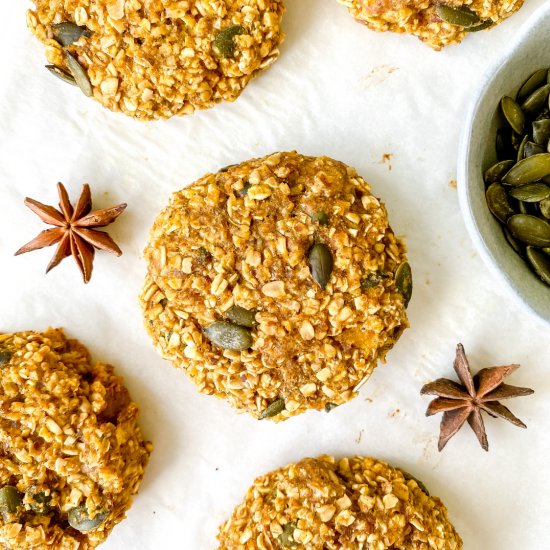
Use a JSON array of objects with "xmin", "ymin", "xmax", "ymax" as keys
[
  {"xmin": 0, "ymin": 328, "xmax": 151, "ymax": 549},
  {"xmin": 27, "ymin": 0, "xmax": 285, "ymax": 120},
  {"xmin": 217, "ymin": 455, "xmax": 463, "ymax": 549},
  {"xmin": 140, "ymin": 152, "xmax": 409, "ymax": 421},
  {"xmin": 337, "ymin": 0, "xmax": 524, "ymax": 49}
]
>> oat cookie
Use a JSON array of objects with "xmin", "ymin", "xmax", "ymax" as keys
[
  {"xmin": 217, "ymin": 455, "xmax": 463, "ymax": 549},
  {"xmin": 337, "ymin": 0, "xmax": 524, "ymax": 50},
  {"xmin": 27, "ymin": 0, "xmax": 285, "ymax": 120},
  {"xmin": 0, "ymin": 328, "xmax": 151, "ymax": 549},
  {"xmin": 140, "ymin": 151, "xmax": 409, "ymax": 421}
]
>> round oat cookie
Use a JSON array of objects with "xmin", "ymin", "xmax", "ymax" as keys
[
  {"xmin": 0, "ymin": 328, "xmax": 151, "ymax": 549},
  {"xmin": 140, "ymin": 151, "xmax": 409, "ymax": 421},
  {"xmin": 27, "ymin": 0, "xmax": 285, "ymax": 120},
  {"xmin": 217, "ymin": 455, "xmax": 463, "ymax": 549},
  {"xmin": 337, "ymin": 0, "xmax": 524, "ymax": 50}
]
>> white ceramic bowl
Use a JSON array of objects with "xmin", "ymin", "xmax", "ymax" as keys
[{"xmin": 458, "ymin": 2, "xmax": 550, "ymax": 325}]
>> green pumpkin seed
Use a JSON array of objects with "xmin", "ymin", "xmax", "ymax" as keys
[
  {"xmin": 484, "ymin": 160, "xmax": 515, "ymax": 184},
  {"xmin": 278, "ymin": 522, "xmax": 297, "ymax": 547},
  {"xmin": 435, "ymin": 5, "xmax": 480, "ymax": 27},
  {"xmin": 486, "ymin": 183, "xmax": 515, "ymax": 222},
  {"xmin": 203, "ymin": 321, "xmax": 252, "ymax": 350},
  {"xmin": 324, "ymin": 402, "xmax": 339, "ymax": 412},
  {"xmin": 46, "ymin": 65, "xmax": 77, "ymax": 86},
  {"xmin": 196, "ymin": 246, "xmax": 211, "ymax": 263},
  {"xmin": 0, "ymin": 351, "xmax": 12, "ymax": 366},
  {"xmin": 524, "ymin": 141, "xmax": 545, "ymax": 158},
  {"xmin": 502, "ymin": 153, "xmax": 550, "ymax": 185},
  {"xmin": 503, "ymin": 227, "xmax": 524, "ymax": 256},
  {"xmin": 308, "ymin": 243, "xmax": 333, "ymax": 290},
  {"xmin": 520, "ymin": 84, "xmax": 550, "ymax": 116},
  {"xmin": 27, "ymin": 489, "xmax": 52, "ymax": 514},
  {"xmin": 65, "ymin": 52, "xmax": 92, "ymax": 97},
  {"xmin": 212, "ymin": 25, "xmax": 245, "ymax": 58},
  {"xmin": 52, "ymin": 22, "xmax": 90, "ymax": 46},
  {"xmin": 532, "ymin": 119, "xmax": 550, "ymax": 145},
  {"xmin": 466, "ymin": 20, "xmax": 492, "ymax": 32},
  {"xmin": 507, "ymin": 214, "xmax": 550, "ymax": 246},
  {"xmin": 395, "ymin": 261, "xmax": 412, "ymax": 307},
  {"xmin": 509, "ymin": 183, "xmax": 550, "ymax": 202},
  {"xmin": 401, "ymin": 471, "xmax": 430, "ymax": 496},
  {"xmin": 310, "ymin": 210, "xmax": 329, "ymax": 225},
  {"xmin": 360, "ymin": 271, "xmax": 387, "ymax": 290},
  {"xmin": 225, "ymin": 305, "xmax": 257, "ymax": 327},
  {"xmin": 68, "ymin": 506, "xmax": 108, "ymax": 532},
  {"xmin": 526, "ymin": 246, "xmax": 550, "ymax": 285},
  {"xmin": 259, "ymin": 398, "xmax": 285, "ymax": 420},
  {"xmin": 0, "ymin": 487, "xmax": 23, "ymax": 515},
  {"xmin": 539, "ymin": 197, "xmax": 550, "ymax": 219},
  {"xmin": 517, "ymin": 69, "xmax": 548, "ymax": 102},
  {"xmin": 501, "ymin": 96, "xmax": 525, "ymax": 135},
  {"xmin": 517, "ymin": 134, "xmax": 528, "ymax": 163}
]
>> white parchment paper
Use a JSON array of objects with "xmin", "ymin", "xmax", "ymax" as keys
[{"xmin": 1, "ymin": 1, "xmax": 549, "ymax": 548}]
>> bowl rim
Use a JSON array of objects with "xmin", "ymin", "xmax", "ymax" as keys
[{"xmin": 457, "ymin": 1, "xmax": 550, "ymax": 328}]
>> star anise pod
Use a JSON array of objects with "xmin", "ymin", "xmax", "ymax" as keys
[
  {"xmin": 421, "ymin": 344, "xmax": 534, "ymax": 451},
  {"xmin": 15, "ymin": 183, "xmax": 127, "ymax": 283}
]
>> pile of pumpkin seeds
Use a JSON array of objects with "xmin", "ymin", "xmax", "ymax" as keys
[{"xmin": 484, "ymin": 68, "xmax": 550, "ymax": 286}]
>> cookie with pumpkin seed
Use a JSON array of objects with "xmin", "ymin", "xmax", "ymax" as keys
[
  {"xmin": 140, "ymin": 151, "xmax": 410, "ymax": 421},
  {"xmin": 337, "ymin": 0, "xmax": 524, "ymax": 50},
  {"xmin": 0, "ymin": 328, "xmax": 151, "ymax": 549},
  {"xmin": 27, "ymin": 0, "xmax": 285, "ymax": 120},
  {"xmin": 217, "ymin": 455, "xmax": 462, "ymax": 549}
]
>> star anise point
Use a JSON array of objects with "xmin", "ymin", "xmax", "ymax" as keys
[
  {"xmin": 421, "ymin": 344, "xmax": 533, "ymax": 451},
  {"xmin": 15, "ymin": 183, "xmax": 126, "ymax": 284}
]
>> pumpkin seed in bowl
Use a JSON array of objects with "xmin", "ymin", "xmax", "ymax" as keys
[{"xmin": 484, "ymin": 68, "xmax": 550, "ymax": 287}]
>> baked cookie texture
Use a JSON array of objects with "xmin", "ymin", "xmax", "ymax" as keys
[
  {"xmin": 27, "ymin": 0, "xmax": 285, "ymax": 120},
  {"xmin": 217, "ymin": 455, "xmax": 463, "ymax": 549},
  {"xmin": 140, "ymin": 152, "xmax": 409, "ymax": 421},
  {"xmin": 0, "ymin": 328, "xmax": 151, "ymax": 549},
  {"xmin": 337, "ymin": 0, "xmax": 524, "ymax": 50}
]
